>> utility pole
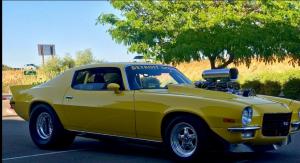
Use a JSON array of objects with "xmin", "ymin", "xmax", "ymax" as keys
[{"xmin": 42, "ymin": 54, "xmax": 45, "ymax": 65}]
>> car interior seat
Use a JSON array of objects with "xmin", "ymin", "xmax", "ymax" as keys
[
  {"xmin": 104, "ymin": 73, "xmax": 122, "ymax": 89},
  {"xmin": 141, "ymin": 77, "xmax": 160, "ymax": 89}
]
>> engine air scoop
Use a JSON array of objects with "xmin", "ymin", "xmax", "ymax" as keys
[
  {"xmin": 196, "ymin": 68, "xmax": 255, "ymax": 97},
  {"xmin": 202, "ymin": 68, "xmax": 239, "ymax": 82}
]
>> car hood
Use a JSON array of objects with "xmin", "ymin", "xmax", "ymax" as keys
[{"xmin": 167, "ymin": 84, "xmax": 287, "ymax": 107}]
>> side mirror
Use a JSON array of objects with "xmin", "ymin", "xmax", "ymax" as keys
[{"xmin": 107, "ymin": 83, "xmax": 121, "ymax": 94}]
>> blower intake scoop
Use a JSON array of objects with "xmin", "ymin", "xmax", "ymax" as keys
[
  {"xmin": 202, "ymin": 68, "xmax": 239, "ymax": 82},
  {"xmin": 195, "ymin": 68, "xmax": 254, "ymax": 97}
]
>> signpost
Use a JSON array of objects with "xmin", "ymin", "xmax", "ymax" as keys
[{"xmin": 38, "ymin": 44, "xmax": 56, "ymax": 65}]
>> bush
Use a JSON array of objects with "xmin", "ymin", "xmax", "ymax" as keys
[
  {"xmin": 41, "ymin": 57, "xmax": 62, "ymax": 78},
  {"xmin": 75, "ymin": 49, "xmax": 96, "ymax": 66},
  {"xmin": 262, "ymin": 80, "xmax": 281, "ymax": 96},
  {"xmin": 242, "ymin": 80, "xmax": 263, "ymax": 94},
  {"xmin": 61, "ymin": 54, "xmax": 75, "ymax": 70},
  {"xmin": 283, "ymin": 78, "xmax": 300, "ymax": 100}
]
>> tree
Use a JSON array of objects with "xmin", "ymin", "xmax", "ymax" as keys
[
  {"xmin": 98, "ymin": 0, "xmax": 300, "ymax": 69},
  {"xmin": 41, "ymin": 57, "xmax": 62, "ymax": 78},
  {"xmin": 61, "ymin": 54, "xmax": 75, "ymax": 70},
  {"xmin": 41, "ymin": 50, "xmax": 103, "ymax": 78},
  {"xmin": 75, "ymin": 49, "xmax": 99, "ymax": 66}
]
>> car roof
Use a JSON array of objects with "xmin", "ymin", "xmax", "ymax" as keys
[{"xmin": 73, "ymin": 62, "xmax": 168, "ymax": 70}]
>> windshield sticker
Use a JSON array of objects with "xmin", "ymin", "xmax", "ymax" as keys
[{"xmin": 130, "ymin": 65, "xmax": 160, "ymax": 70}]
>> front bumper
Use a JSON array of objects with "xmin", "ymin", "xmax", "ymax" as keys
[
  {"xmin": 228, "ymin": 135, "xmax": 292, "ymax": 152},
  {"xmin": 228, "ymin": 126, "xmax": 260, "ymax": 133},
  {"xmin": 220, "ymin": 121, "xmax": 299, "ymax": 145},
  {"xmin": 227, "ymin": 126, "xmax": 261, "ymax": 140},
  {"xmin": 291, "ymin": 121, "xmax": 300, "ymax": 133}
]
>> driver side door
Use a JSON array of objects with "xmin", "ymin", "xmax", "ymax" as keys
[{"xmin": 62, "ymin": 67, "xmax": 136, "ymax": 138}]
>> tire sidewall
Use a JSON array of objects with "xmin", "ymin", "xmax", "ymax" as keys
[
  {"xmin": 164, "ymin": 116, "xmax": 209, "ymax": 161},
  {"xmin": 29, "ymin": 104, "xmax": 63, "ymax": 148}
]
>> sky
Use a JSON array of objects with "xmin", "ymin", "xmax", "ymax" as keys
[{"xmin": 3, "ymin": 1, "xmax": 135, "ymax": 68}]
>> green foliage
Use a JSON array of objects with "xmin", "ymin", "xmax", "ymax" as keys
[
  {"xmin": 61, "ymin": 54, "xmax": 75, "ymax": 71},
  {"xmin": 241, "ymin": 77, "xmax": 300, "ymax": 98},
  {"xmin": 99, "ymin": 1, "xmax": 300, "ymax": 68},
  {"xmin": 282, "ymin": 78, "xmax": 300, "ymax": 100},
  {"xmin": 41, "ymin": 57, "xmax": 62, "ymax": 78},
  {"xmin": 75, "ymin": 49, "xmax": 99, "ymax": 66},
  {"xmin": 41, "ymin": 49, "xmax": 102, "ymax": 78},
  {"xmin": 238, "ymin": 69, "xmax": 300, "ymax": 85},
  {"xmin": 242, "ymin": 80, "xmax": 263, "ymax": 94},
  {"xmin": 262, "ymin": 80, "xmax": 281, "ymax": 96}
]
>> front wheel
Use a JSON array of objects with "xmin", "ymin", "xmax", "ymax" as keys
[
  {"xmin": 164, "ymin": 116, "xmax": 210, "ymax": 161},
  {"xmin": 29, "ymin": 104, "xmax": 75, "ymax": 149}
]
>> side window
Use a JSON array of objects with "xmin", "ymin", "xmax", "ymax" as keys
[
  {"xmin": 74, "ymin": 70, "xmax": 89, "ymax": 85},
  {"xmin": 72, "ymin": 68, "xmax": 124, "ymax": 91}
]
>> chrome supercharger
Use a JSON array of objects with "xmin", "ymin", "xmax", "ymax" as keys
[{"xmin": 195, "ymin": 68, "xmax": 255, "ymax": 97}]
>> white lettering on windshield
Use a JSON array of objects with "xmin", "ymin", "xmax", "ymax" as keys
[{"xmin": 131, "ymin": 65, "xmax": 160, "ymax": 70}]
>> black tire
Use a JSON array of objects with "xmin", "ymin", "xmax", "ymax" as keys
[
  {"xmin": 29, "ymin": 104, "xmax": 75, "ymax": 149},
  {"xmin": 163, "ymin": 115, "xmax": 210, "ymax": 161},
  {"xmin": 250, "ymin": 145, "xmax": 276, "ymax": 153}
]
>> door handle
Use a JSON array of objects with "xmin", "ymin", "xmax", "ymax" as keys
[{"xmin": 65, "ymin": 95, "xmax": 74, "ymax": 99}]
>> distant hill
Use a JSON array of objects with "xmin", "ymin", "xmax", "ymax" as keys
[
  {"xmin": 2, "ymin": 64, "xmax": 22, "ymax": 70},
  {"xmin": 2, "ymin": 64, "xmax": 13, "ymax": 70}
]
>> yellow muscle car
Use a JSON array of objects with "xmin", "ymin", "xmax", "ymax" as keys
[{"xmin": 10, "ymin": 63, "xmax": 300, "ymax": 161}]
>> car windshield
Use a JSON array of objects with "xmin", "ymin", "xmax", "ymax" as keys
[{"xmin": 125, "ymin": 65, "xmax": 192, "ymax": 90}]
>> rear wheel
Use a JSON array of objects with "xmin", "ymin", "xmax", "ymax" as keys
[
  {"xmin": 164, "ymin": 116, "xmax": 210, "ymax": 161},
  {"xmin": 29, "ymin": 104, "xmax": 75, "ymax": 149}
]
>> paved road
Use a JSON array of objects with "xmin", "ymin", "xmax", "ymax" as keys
[{"xmin": 2, "ymin": 116, "xmax": 300, "ymax": 163}]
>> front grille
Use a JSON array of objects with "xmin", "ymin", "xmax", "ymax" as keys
[{"xmin": 262, "ymin": 113, "xmax": 292, "ymax": 136}]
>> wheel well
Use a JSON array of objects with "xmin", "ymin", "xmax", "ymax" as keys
[
  {"xmin": 161, "ymin": 112, "xmax": 209, "ymax": 138},
  {"xmin": 29, "ymin": 101, "xmax": 67, "ymax": 131},
  {"xmin": 29, "ymin": 101, "xmax": 54, "ymax": 116}
]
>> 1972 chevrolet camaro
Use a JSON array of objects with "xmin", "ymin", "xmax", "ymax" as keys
[{"xmin": 10, "ymin": 63, "xmax": 300, "ymax": 161}]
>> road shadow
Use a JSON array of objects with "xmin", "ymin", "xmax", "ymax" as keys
[
  {"xmin": 76, "ymin": 136, "xmax": 284, "ymax": 163},
  {"xmin": 2, "ymin": 119, "xmax": 291, "ymax": 163}
]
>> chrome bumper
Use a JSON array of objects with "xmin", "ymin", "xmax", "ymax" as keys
[
  {"xmin": 291, "ymin": 121, "xmax": 300, "ymax": 133},
  {"xmin": 291, "ymin": 121, "xmax": 300, "ymax": 128},
  {"xmin": 228, "ymin": 126, "xmax": 260, "ymax": 133}
]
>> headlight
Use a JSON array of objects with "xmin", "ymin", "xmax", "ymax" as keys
[{"xmin": 242, "ymin": 107, "xmax": 253, "ymax": 126}]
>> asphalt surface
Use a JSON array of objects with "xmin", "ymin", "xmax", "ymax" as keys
[{"xmin": 2, "ymin": 116, "xmax": 300, "ymax": 163}]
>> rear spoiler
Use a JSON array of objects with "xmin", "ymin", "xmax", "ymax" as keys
[{"xmin": 10, "ymin": 85, "xmax": 34, "ymax": 100}]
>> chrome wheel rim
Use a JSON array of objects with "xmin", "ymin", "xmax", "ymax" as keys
[
  {"xmin": 170, "ymin": 122, "xmax": 198, "ymax": 158},
  {"xmin": 36, "ymin": 112, "xmax": 53, "ymax": 140}
]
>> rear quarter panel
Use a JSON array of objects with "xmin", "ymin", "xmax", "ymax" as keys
[{"xmin": 13, "ymin": 69, "xmax": 74, "ymax": 122}]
